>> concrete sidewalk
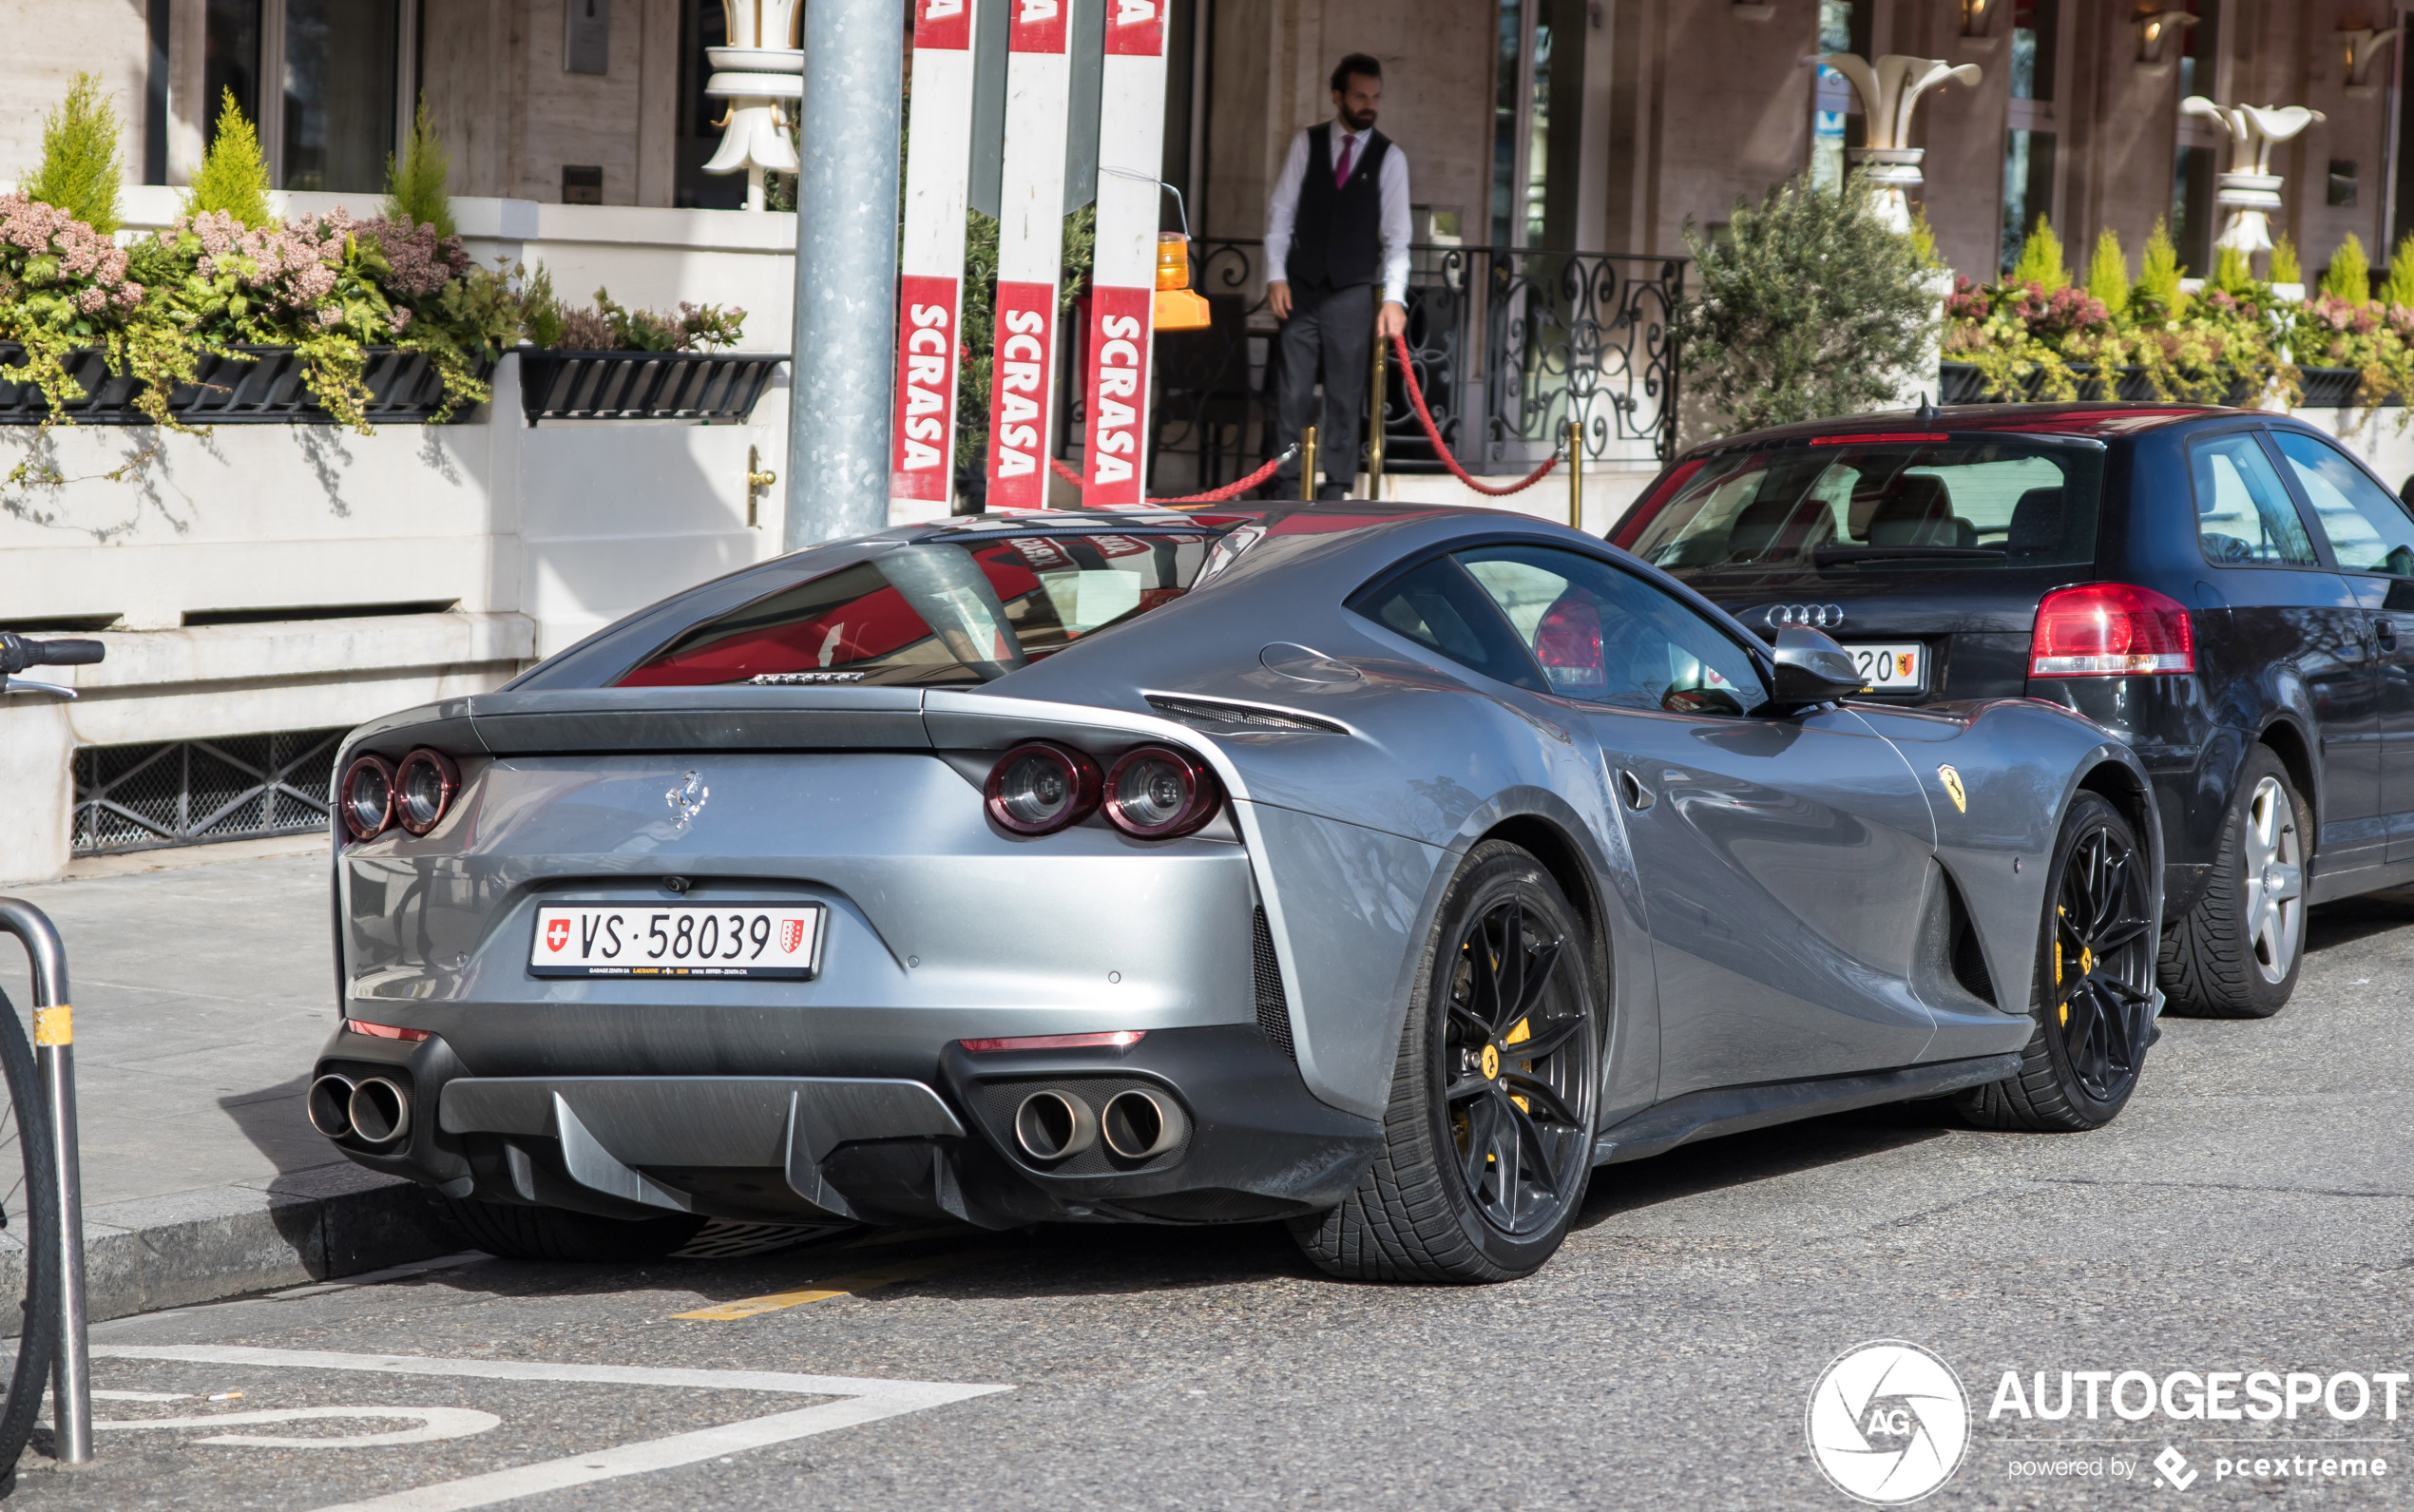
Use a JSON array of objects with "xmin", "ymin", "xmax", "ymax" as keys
[{"xmin": 0, "ymin": 846, "xmax": 457, "ymax": 1322}]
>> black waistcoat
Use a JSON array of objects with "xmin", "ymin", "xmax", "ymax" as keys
[{"xmin": 1286, "ymin": 123, "xmax": 1390, "ymax": 290}]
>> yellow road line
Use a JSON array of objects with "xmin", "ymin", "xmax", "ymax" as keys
[{"xmin": 671, "ymin": 1252, "xmax": 989, "ymax": 1321}]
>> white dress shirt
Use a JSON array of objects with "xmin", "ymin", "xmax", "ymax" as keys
[{"xmin": 1263, "ymin": 118, "xmax": 1412, "ymax": 306}]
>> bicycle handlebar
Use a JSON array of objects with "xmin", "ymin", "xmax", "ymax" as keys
[{"xmin": 0, "ymin": 634, "xmax": 105, "ymax": 676}]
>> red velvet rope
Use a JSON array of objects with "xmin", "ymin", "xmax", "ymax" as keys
[
  {"xmin": 1388, "ymin": 331, "xmax": 1563, "ymax": 497},
  {"xmin": 1042, "ymin": 450, "xmax": 1293, "ymax": 507}
]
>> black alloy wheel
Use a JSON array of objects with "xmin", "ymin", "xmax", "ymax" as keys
[
  {"xmin": 1961, "ymin": 792, "xmax": 2157, "ymax": 1132},
  {"xmin": 1291, "ymin": 841, "xmax": 1600, "ymax": 1282},
  {"xmin": 1440, "ymin": 896, "xmax": 1595, "ymax": 1237}
]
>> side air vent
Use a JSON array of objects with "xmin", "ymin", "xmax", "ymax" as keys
[
  {"xmin": 1251, "ymin": 907, "xmax": 1296, "ymax": 1060},
  {"xmin": 1147, "ymin": 696, "xmax": 1346, "ymax": 735},
  {"xmin": 1909, "ymin": 861, "xmax": 2000, "ymax": 1011}
]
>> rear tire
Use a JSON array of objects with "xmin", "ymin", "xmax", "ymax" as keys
[
  {"xmin": 2158, "ymin": 746, "xmax": 2307, "ymax": 1019},
  {"xmin": 433, "ymin": 1196, "xmax": 706, "ymax": 1263},
  {"xmin": 1290, "ymin": 842, "xmax": 1600, "ymax": 1283},
  {"xmin": 1960, "ymin": 792, "xmax": 2157, "ymax": 1132}
]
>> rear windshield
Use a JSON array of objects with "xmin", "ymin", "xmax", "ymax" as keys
[
  {"xmin": 618, "ymin": 532, "xmax": 1215, "ymax": 688},
  {"xmin": 1623, "ymin": 439, "xmax": 2103, "ymax": 576}
]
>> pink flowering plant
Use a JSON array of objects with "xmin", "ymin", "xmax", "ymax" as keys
[{"xmin": 0, "ymin": 193, "xmax": 197, "ymax": 425}]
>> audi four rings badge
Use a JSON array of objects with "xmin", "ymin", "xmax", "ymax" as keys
[{"xmin": 1765, "ymin": 604, "xmax": 1846, "ymax": 629}]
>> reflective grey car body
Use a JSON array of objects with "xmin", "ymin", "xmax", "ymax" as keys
[{"xmin": 313, "ymin": 504, "xmax": 2160, "ymax": 1234}]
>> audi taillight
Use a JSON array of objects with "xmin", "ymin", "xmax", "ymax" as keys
[
  {"xmin": 1103, "ymin": 746, "xmax": 1221, "ymax": 838},
  {"xmin": 2029, "ymin": 583, "xmax": 2194, "ymax": 678},
  {"xmin": 394, "ymin": 749, "xmax": 461, "ymax": 836},
  {"xmin": 986, "ymin": 742, "xmax": 1102, "ymax": 835},
  {"xmin": 339, "ymin": 755, "xmax": 396, "ymax": 841}
]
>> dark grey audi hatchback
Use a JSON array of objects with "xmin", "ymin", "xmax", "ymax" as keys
[{"xmin": 1615, "ymin": 402, "xmax": 2414, "ymax": 1020}]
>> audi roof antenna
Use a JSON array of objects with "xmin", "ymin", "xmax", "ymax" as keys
[{"xmin": 1913, "ymin": 392, "xmax": 1940, "ymax": 425}]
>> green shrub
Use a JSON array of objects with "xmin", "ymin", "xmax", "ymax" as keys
[
  {"xmin": 381, "ymin": 99, "xmax": 455, "ymax": 239},
  {"xmin": 2085, "ymin": 228, "xmax": 2129, "ymax": 315},
  {"xmin": 2269, "ymin": 235, "xmax": 2302, "ymax": 286},
  {"xmin": 2322, "ymin": 234, "xmax": 2373, "ymax": 304},
  {"xmin": 519, "ymin": 263, "xmax": 565, "ymax": 348},
  {"xmin": 22, "ymin": 73, "xmax": 125, "ymax": 236},
  {"xmin": 2212, "ymin": 246, "xmax": 2255, "ymax": 295},
  {"xmin": 2008, "ymin": 216, "xmax": 2069, "ymax": 293},
  {"xmin": 2134, "ymin": 218, "xmax": 2187, "ymax": 320},
  {"xmin": 182, "ymin": 91, "xmax": 272, "ymax": 228},
  {"xmin": 2384, "ymin": 233, "xmax": 2414, "ymax": 311},
  {"xmin": 1677, "ymin": 172, "xmax": 1937, "ymax": 435}
]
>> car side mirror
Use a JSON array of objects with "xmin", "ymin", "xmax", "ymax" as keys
[{"xmin": 1766, "ymin": 625, "xmax": 1864, "ymax": 709}]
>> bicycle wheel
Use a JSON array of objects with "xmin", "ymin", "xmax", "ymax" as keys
[{"xmin": 0, "ymin": 989, "xmax": 58, "ymax": 1475}]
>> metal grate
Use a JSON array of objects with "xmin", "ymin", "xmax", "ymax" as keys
[
  {"xmin": 1252, "ymin": 906, "xmax": 1294, "ymax": 1061},
  {"xmin": 71, "ymin": 728, "xmax": 347, "ymax": 854},
  {"xmin": 0, "ymin": 343, "xmax": 489, "ymax": 426},
  {"xmin": 516, "ymin": 351, "xmax": 787, "ymax": 423}
]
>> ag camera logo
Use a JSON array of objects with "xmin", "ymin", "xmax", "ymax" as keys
[{"xmin": 1808, "ymin": 1341, "xmax": 1970, "ymax": 1504}]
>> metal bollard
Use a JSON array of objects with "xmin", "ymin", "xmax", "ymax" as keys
[
  {"xmin": 0, "ymin": 901, "xmax": 89, "ymax": 1464},
  {"xmin": 1366, "ymin": 312, "xmax": 1388, "ymax": 500},
  {"xmin": 1566, "ymin": 418, "xmax": 1583, "ymax": 530},
  {"xmin": 1299, "ymin": 425, "xmax": 1319, "ymax": 503}
]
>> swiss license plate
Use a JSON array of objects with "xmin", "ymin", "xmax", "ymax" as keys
[
  {"xmin": 528, "ymin": 904, "xmax": 825, "ymax": 979},
  {"xmin": 1845, "ymin": 641, "xmax": 1926, "ymax": 694}
]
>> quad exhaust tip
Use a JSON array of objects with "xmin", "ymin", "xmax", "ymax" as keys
[
  {"xmin": 1101, "ymin": 1089, "xmax": 1188, "ymax": 1160},
  {"xmin": 346, "ymin": 1077, "xmax": 413, "ymax": 1146},
  {"xmin": 1013, "ymin": 1089, "xmax": 1098, "ymax": 1161},
  {"xmin": 307, "ymin": 1074, "xmax": 356, "ymax": 1139}
]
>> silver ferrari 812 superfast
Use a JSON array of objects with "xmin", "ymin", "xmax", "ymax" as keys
[{"xmin": 311, "ymin": 504, "xmax": 2162, "ymax": 1282}]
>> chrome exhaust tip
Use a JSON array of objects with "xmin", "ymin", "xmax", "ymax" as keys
[
  {"xmin": 307, "ymin": 1074, "xmax": 356, "ymax": 1139},
  {"xmin": 1101, "ymin": 1088, "xmax": 1188, "ymax": 1160},
  {"xmin": 347, "ymin": 1077, "xmax": 412, "ymax": 1146},
  {"xmin": 1013, "ymin": 1089, "xmax": 1097, "ymax": 1161}
]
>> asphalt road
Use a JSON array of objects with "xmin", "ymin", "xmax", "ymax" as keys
[{"xmin": 8, "ymin": 895, "xmax": 2412, "ymax": 1511}]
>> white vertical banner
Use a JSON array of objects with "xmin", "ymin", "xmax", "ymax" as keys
[
  {"xmin": 1080, "ymin": 0, "xmax": 1165, "ymax": 508},
  {"xmin": 985, "ymin": 0, "xmax": 1074, "ymax": 511},
  {"xmin": 891, "ymin": 0, "xmax": 983, "ymax": 519}
]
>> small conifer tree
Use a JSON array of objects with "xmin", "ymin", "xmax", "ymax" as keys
[
  {"xmin": 2134, "ymin": 218, "xmax": 2186, "ymax": 318},
  {"xmin": 2384, "ymin": 232, "xmax": 2414, "ymax": 311},
  {"xmin": 381, "ymin": 98, "xmax": 455, "ymax": 239},
  {"xmin": 23, "ymin": 72, "xmax": 125, "ymax": 234},
  {"xmin": 2212, "ymin": 245, "xmax": 2255, "ymax": 294},
  {"xmin": 2009, "ymin": 216, "xmax": 2069, "ymax": 292},
  {"xmin": 182, "ymin": 90, "xmax": 273, "ymax": 228},
  {"xmin": 2321, "ymin": 234, "xmax": 2373, "ymax": 305},
  {"xmin": 2084, "ymin": 228, "xmax": 2129, "ymax": 315},
  {"xmin": 2268, "ymin": 235, "xmax": 2302, "ymax": 286}
]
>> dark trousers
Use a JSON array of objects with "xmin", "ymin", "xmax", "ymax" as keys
[{"xmin": 1272, "ymin": 279, "xmax": 1375, "ymax": 496}]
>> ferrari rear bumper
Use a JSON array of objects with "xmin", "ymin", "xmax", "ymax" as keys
[{"xmin": 313, "ymin": 1023, "xmax": 1379, "ymax": 1228}]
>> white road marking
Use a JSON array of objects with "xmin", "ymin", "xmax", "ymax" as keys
[
  {"xmin": 92, "ymin": 1389, "xmax": 191, "ymax": 1403},
  {"xmin": 95, "ymin": 1405, "xmax": 501, "ymax": 1448},
  {"xmin": 88, "ymin": 1344, "xmax": 1011, "ymax": 1512}
]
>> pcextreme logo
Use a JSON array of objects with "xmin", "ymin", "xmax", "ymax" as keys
[{"xmin": 1807, "ymin": 1342, "xmax": 1970, "ymax": 1505}]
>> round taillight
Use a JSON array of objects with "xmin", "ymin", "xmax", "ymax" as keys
[
  {"xmin": 393, "ymin": 749, "xmax": 461, "ymax": 836},
  {"xmin": 339, "ymin": 755, "xmax": 396, "ymax": 842},
  {"xmin": 1103, "ymin": 746, "xmax": 1220, "ymax": 838},
  {"xmin": 986, "ymin": 742, "xmax": 1102, "ymax": 835}
]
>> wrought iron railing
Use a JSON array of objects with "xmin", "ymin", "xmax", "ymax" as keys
[
  {"xmin": 1083, "ymin": 241, "xmax": 1685, "ymax": 494},
  {"xmin": 71, "ymin": 728, "xmax": 344, "ymax": 854}
]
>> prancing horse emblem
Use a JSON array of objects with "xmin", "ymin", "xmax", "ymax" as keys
[
  {"xmin": 666, "ymin": 770, "xmax": 710, "ymax": 823},
  {"xmin": 1937, "ymin": 764, "xmax": 1967, "ymax": 813}
]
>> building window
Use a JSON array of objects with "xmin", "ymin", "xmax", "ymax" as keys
[
  {"xmin": 1810, "ymin": 1, "xmax": 1854, "ymax": 192},
  {"xmin": 203, "ymin": 0, "xmax": 403, "ymax": 192},
  {"xmin": 2172, "ymin": 0, "xmax": 2219, "ymax": 274},
  {"xmin": 1999, "ymin": 0, "xmax": 2058, "ymax": 273},
  {"xmin": 1489, "ymin": 0, "xmax": 1588, "ymax": 248},
  {"xmin": 281, "ymin": 0, "xmax": 399, "ymax": 192},
  {"xmin": 2330, "ymin": 160, "xmax": 2360, "ymax": 208}
]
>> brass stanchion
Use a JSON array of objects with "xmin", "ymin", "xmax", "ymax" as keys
[
  {"xmin": 1300, "ymin": 425, "xmax": 1319, "ymax": 502},
  {"xmin": 1367, "ymin": 309, "xmax": 1389, "ymax": 500},
  {"xmin": 1565, "ymin": 419, "xmax": 1583, "ymax": 530}
]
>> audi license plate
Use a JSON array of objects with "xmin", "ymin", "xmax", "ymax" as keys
[
  {"xmin": 527, "ymin": 904, "xmax": 825, "ymax": 979},
  {"xmin": 1845, "ymin": 641, "xmax": 1926, "ymax": 694}
]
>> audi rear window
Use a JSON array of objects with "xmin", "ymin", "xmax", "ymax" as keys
[
  {"xmin": 1623, "ymin": 439, "xmax": 2103, "ymax": 577},
  {"xmin": 617, "ymin": 533, "xmax": 1215, "ymax": 688}
]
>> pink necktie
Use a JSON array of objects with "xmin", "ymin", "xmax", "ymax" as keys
[{"xmin": 1333, "ymin": 135, "xmax": 1356, "ymax": 188}]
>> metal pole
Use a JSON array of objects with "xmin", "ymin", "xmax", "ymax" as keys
[
  {"xmin": 0, "ymin": 900, "xmax": 87, "ymax": 1465},
  {"xmin": 786, "ymin": 0, "xmax": 905, "ymax": 548},
  {"xmin": 1366, "ymin": 307, "xmax": 1387, "ymax": 500},
  {"xmin": 1566, "ymin": 418, "xmax": 1582, "ymax": 530},
  {"xmin": 1300, "ymin": 425, "xmax": 1318, "ymax": 502}
]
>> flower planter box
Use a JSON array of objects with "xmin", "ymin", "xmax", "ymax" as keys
[
  {"xmin": 1941, "ymin": 360, "xmax": 2395, "ymax": 411},
  {"xmin": 0, "ymin": 342, "xmax": 491, "ymax": 425},
  {"xmin": 516, "ymin": 350, "xmax": 787, "ymax": 424}
]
